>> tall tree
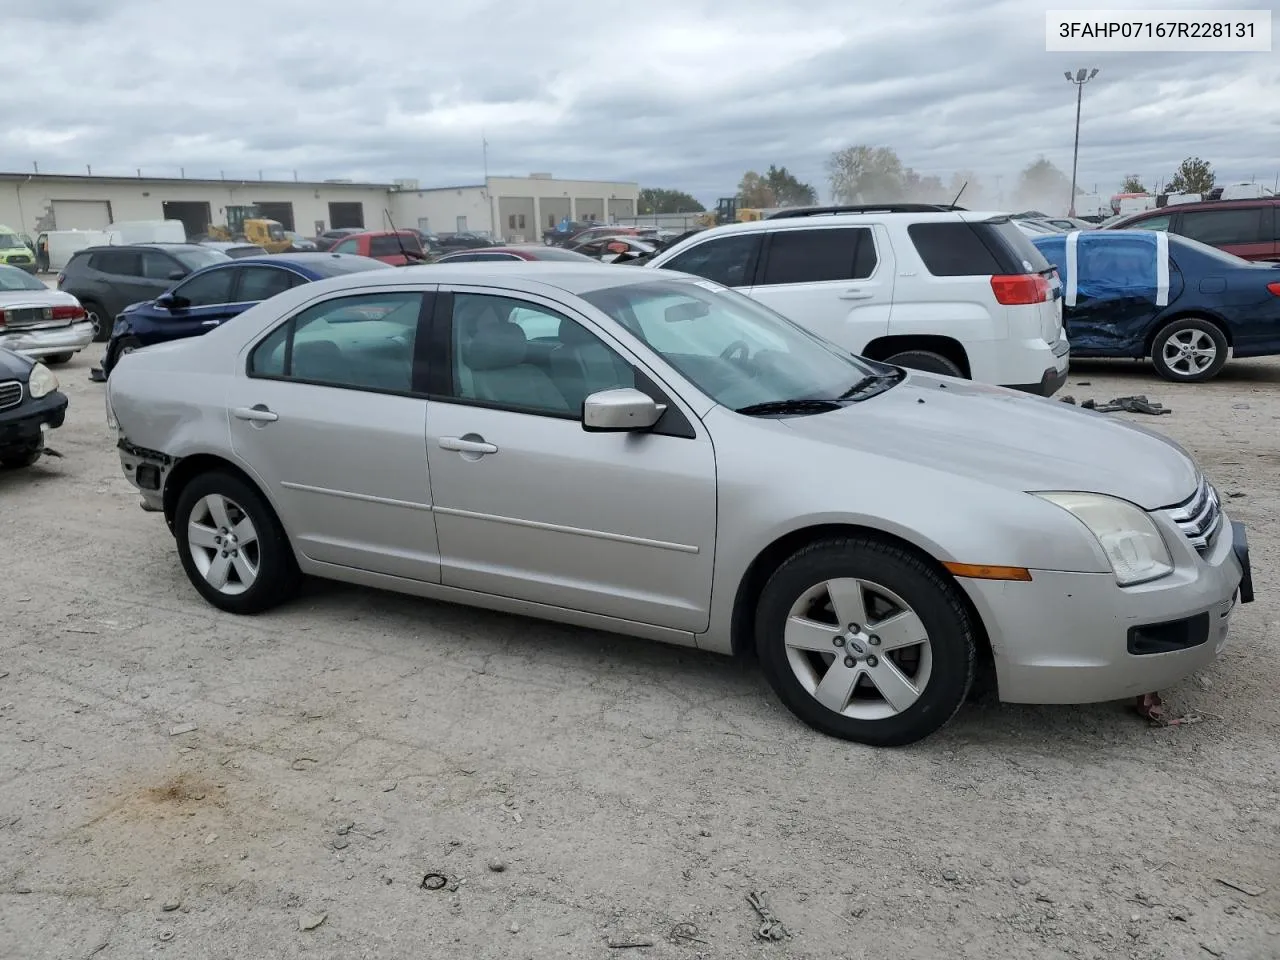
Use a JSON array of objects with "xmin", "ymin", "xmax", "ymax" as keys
[
  {"xmin": 1013, "ymin": 157, "xmax": 1071, "ymax": 211},
  {"xmin": 737, "ymin": 171, "xmax": 776, "ymax": 207},
  {"xmin": 1120, "ymin": 174, "xmax": 1146, "ymax": 194},
  {"xmin": 762, "ymin": 164, "xmax": 817, "ymax": 207},
  {"xmin": 638, "ymin": 187, "xmax": 705, "ymax": 215},
  {"xmin": 1166, "ymin": 157, "xmax": 1215, "ymax": 195},
  {"xmin": 826, "ymin": 146, "xmax": 905, "ymax": 203}
]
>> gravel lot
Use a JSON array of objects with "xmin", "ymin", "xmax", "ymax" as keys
[{"xmin": 2, "ymin": 349, "xmax": 1278, "ymax": 960}]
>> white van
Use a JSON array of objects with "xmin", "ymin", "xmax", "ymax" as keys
[
  {"xmin": 1219, "ymin": 182, "xmax": 1275, "ymax": 201},
  {"xmin": 104, "ymin": 219, "xmax": 187, "ymax": 245},
  {"xmin": 1116, "ymin": 195, "xmax": 1157, "ymax": 216},
  {"xmin": 1163, "ymin": 193, "xmax": 1202, "ymax": 206},
  {"xmin": 39, "ymin": 229, "xmax": 112, "ymax": 271}
]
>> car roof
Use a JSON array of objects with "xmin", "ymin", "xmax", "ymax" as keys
[
  {"xmin": 1115, "ymin": 197, "xmax": 1279, "ymax": 223},
  {"xmin": 302, "ymin": 261, "xmax": 676, "ymax": 298},
  {"xmin": 77, "ymin": 242, "xmax": 209, "ymax": 253},
  {"xmin": 685, "ymin": 210, "xmax": 1011, "ymax": 239}
]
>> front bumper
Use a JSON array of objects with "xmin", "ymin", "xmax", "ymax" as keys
[
  {"xmin": 118, "ymin": 439, "xmax": 172, "ymax": 513},
  {"xmin": 0, "ymin": 390, "xmax": 68, "ymax": 448},
  {"xmin": 0, "ymin": 321, "xmax": 95, "ymax": 359},
  {"xmin": 963, "ymin": 514, "xmax": 1249, "ymax": 704}
]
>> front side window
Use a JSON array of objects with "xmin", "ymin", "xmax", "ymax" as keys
[
  {"xmin": 582, "ymin": 278, "xmax": 879, "ymax": 412},
  {"xmin": 1128, "ymin": 214, "xmax": 1171, "ymax": 232},
  {"xmin": 450, "ymin": 293, "xmax": 633, "ymax": 415},
  {"xmin": 248, "ymin": 292, "xmax": 423, "ymax": 393},
  {"xmin": 142, "ymin": 251, "xmax": 181, "ymax": 280},
  {"xmin": 1179, "ymin": 208, "xmax": 1266, "ymax": 245},
  {"xmin": 760, "ymin": 227, "xmax": 876, "ymax": 285},
  {"xmin": 237, "ymin": 266, "xmax": 298, "ymax": 301},
  {"xmin": 172, "ymin": 267, "xmax": 236, "ymax": 307},
  {"xmin": 333, "ymin": 238, "xmax": 360, "ymax": 254},
  {"xmin": 662, "ymin": 233, "xmax": 761, "ymax": 287}
]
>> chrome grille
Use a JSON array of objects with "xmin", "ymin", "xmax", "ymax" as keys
[
  {"xmin": 0, "ymin": 380, "xmax": 22, "ymax": 411},
  {"xmin": 1162, "ymin": 478, "xmax": 1222, "ymax": 553}
]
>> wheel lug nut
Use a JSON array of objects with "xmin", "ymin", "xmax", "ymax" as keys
[
  {"xmin": 833, "ymin": 636, "xmax": 845, "ymax": 647},
  {"xmin": 866, "ymin": 655, "xmax": 879, "ymax": 668},
  {"xmin": 214, "ymin": 536, "xmax": 222, "ymax": 544},
  {"xmin": 868, "ymin": 635, "xmax": 880, "ymax": 646},
  {"xmin": 843, "ymin": 656, "xmax": 856, "ymax": 668},
  {"xmin": 848, "ymin": 624, "xmax": 860, "ymax": 633}
]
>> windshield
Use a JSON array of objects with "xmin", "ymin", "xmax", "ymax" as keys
[
  {"xmin": 174, "ymin": 247, "xmax": 232, "ymax": 270},
  {"xmin": 269, "ymin": 224, "xmax": 286, "ymax": 240},
  {"xmin": 0, "ymin": 264, "xmax": 45, "ymax": 290},
  {"xmin": 0, "ymin": 234, "xmax": 26, "ymax": 249},
  {"xmin": 581, "ymin": 278, "xmax": 881, "ymax": 411}
]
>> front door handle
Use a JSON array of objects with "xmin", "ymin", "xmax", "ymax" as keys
[
  {"xmin": 439, "ymin": 436, "xmax": 498, "ymax": 455},
  {"xmin": 232, "ymin": 404, "xmax": 278, "ymax": 423},
  {"xmin": 839, "ymin": 289, "xmax": 874, "ymax": 300},
  {"xmin": 201, "ymin": 319, "xmax": 221, "ymax": 327}
]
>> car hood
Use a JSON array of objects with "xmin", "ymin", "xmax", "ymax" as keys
[
  {"xmin": 0, "ymin": 346, "xmax": 34, "ymax": 379},
  {"xmin": 783, "ymin": 374, "xmax": 1198, "ymax": 510}
]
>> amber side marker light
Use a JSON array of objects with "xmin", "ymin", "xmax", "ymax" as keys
[{"xmin": 944, "ymin": 562, "xmax": 1033, "ymax": 582}]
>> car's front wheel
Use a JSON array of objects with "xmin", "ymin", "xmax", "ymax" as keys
[
  {"xmin": 174, "ymin": 471, "xmax": 301, "ymax": 614},
  {"xmin": 0, "ymin": 443, "xmax": 44, "ymax": 468},
  {"xmin": 755, "ymin": 536, "xmax": 976, "ymax": 747}
]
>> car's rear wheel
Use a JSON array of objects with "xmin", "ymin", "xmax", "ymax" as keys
[
  {"xmin": 174, "ymin": 471, "xmax": 301, "ymax": 614},
  {"xmin": 755, "ymin": 536, "xmax": 976, "ymax": 747},
  {"xmin": 0, "ymin": 443, "xmax": 43, "ymax": 468},
  {"xmin": 83, "ymin": 301, "xmax": 110, "ymax": 342},
  {"xmin": 884, "ymin": 350, "xmax": 965, "ymax": 378},
  {"xmin": 1150, "ymin": 317, "xmax": 1228, "ymax": 382}
]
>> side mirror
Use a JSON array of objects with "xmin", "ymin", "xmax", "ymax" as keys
[
  {"xmin": 582, "ymin": 388, "xmax": 666, "ymax": 432},
  {"xmin": 156, "ymin": 293, "xmax": 184, "ymax": 310}
]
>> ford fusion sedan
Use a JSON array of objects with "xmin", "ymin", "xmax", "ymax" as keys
[{"xmin": 105, "ymin": 263, "xmax": 1252, "ymax": 746}]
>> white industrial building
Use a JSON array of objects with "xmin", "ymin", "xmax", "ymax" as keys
[{"xmin": 0, "ymin": 171, "xmax": 639, "ymax": 244}]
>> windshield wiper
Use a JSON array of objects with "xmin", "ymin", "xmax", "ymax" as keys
[
  {"xmin": 734, "ymin": 398, "xmax": 843, "ymax": 416},
  {"xmin": 838, "ymin": 370, "xmax": 902, "ymax": 400}
]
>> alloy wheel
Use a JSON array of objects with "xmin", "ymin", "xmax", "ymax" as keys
[
  {"xmin": 186, "ymin": 493, "xmax": 261, "ymax": 595},
  {"xmin": 1162, "ymin": 329, "xmax": 1217, "ymax": 377},
  {"xmin": 783, "ymin": 577, "xmax": 933, "ymax": 720}
]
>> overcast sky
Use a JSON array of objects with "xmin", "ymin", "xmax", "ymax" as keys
[{"xmin": 3, "ymin": 0, "xmax": 1276, "ymax": 205}]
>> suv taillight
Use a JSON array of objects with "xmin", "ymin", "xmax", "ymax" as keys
[
  {"xmin": 56, "ymin": 272, "xmax": 65, "ymax": 287},
  {"xmin": 1268, "ymin": 282, "xmax": 1280, "ymax": 297},
  {"xmin": 991, "ymin": 273, "xmax": 1050, "ymax": 306},
  {"xmin": 0, "ymin": 309, "xmax": 5, "ymax": 329}
]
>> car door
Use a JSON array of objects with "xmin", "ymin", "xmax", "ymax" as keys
[
  {"xmin": 1065, "ymin": 232, "xmax": 1184, "ymax": 356},
  {"xmin": 744, "ymin": 225, "xmax": 892, "ymax": 352},
  {"xmin": 88, "ymin": 249, "xmax": 150, "ymax": 315},
  {"xmin": 229, "ymin": 288, "xmax": 441, "ymax": 581},
  {"xmin": 423, "ymin": 287, "xmax": 717, "ymax": 632},
  {"xmin": 161, "ymin": 265, "xmax": 243, "ymax": 341}
]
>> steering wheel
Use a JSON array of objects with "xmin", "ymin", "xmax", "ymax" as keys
[{"xmin": 720, "ymin": 340, "xmax": 750, "ymax": 363}]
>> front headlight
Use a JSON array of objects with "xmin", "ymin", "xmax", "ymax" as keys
[
  {"xmin": 27, "ymin": 362, "xmax": 58, "ymax": 399},
  {"xmin": 1035, "ymin": 492, "xmax": 1173, "ymax": 586}
]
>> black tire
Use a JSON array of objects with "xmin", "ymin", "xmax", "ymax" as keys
[
  {"xmin": 884, "ymin": 350, "xmax": 965, "ymax": 378},
  {"xmin": 83, "ymin": 300, "xmax": 111, "ymax": 342},
  {"xmin": 1150, "ymin": 317, "xmax": 1228, "ymax": 383},
  {"xmin": 106, "ymin": 336, "xmax": 143, "ymax": 375},
  {"xmin": 0, "ymin": 445, "xmax": 43, "ymax": 468},
  {"xmin": 174, "ymin": 470, "xmax": 301, "ymax": 614},
  {"xmin": 44, "ymin": 353, "xmax": 74, "ymax": 365},
  {"xmin": 755, "ymin": 536, "xmax": 976, "ymax": 747}
]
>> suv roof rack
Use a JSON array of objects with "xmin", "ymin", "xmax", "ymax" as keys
[{"xmin": 765, "ymin": 203, "xmax": 967, "ymax": 219}]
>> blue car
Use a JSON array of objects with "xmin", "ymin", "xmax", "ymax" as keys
[
  {"xmin": 1030, "ymin": 230, "xmax": 1280, "ymax": 382},
  {"xmin": 99, "ymin": 252, "xmax": 393, "ymax": 376}
]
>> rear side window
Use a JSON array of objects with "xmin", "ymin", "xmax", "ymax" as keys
[
  {"xmin": 90, "ymin": 250, "xmax": 142, "ymax": 276},
  {"xmin": 910, "ymin": 220, "xmax": 1050, "ymax": 276},
  {"xmin": 1179, "ymin": 208, "xmax": 1266, "ymax": 245},
  {"xmin": 662, "ymin": 234, "xmax": 761, "ymax": 287},
  {"xmin": 237, "ymin": 266, "xmax": 298, "ymax": 301},
  {"xmin": 760, "ymin": 227, "xmax": 877, "ymax": 285}
]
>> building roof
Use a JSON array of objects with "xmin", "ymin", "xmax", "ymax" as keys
[{"xmin": 0, "ymin": 171, "xmax": 394, "ymax": 190}]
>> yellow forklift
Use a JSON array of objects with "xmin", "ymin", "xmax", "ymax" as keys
[{"xmin": 207, "ymin": 205, "xmax": 290, "ymax": 253}]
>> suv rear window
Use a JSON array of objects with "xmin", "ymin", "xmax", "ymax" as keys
[
  {"xmin": 760, "ymin": 227, "xmax": 877, "ymax": 284},
  {"xmin": 909, "ymin": 220, "xmax": 1051, "ymax": 276}
]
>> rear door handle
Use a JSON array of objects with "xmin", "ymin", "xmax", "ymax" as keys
[
  {"xmin": 232, "ymin": 405, "xmax": 278, "ymax": 423},
  {"xmin": 439, "ymin": 436, "xmax": 498, "ymax": 455},
  {"xmin": 839, "ymin": 289, "xmax": 874, "ymax": 300}
]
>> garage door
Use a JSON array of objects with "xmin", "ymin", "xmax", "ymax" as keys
[{"xmin": 52, "ymin": 200, "xmax": 112, "ymax": 230}]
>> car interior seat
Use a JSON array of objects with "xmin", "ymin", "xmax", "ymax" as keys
[
  {"xmin": 549, "ymin": 317, "xmax": 633, "ymax": 411},
  {"xmin": 460, "ymin": 321, "xmax": 570, "ymax": 413},
  {"xmin": 291, "ymin": 339, "xmax": 347, "ymax": 384}
]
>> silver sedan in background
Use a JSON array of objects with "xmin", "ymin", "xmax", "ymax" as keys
[
  {"xmin": 0, "ymin": 264, "xmax": 95, "ymax": 364},
  {"xmin": 105, "ymin": 263, "xmax": 1251, "ymax": 746}
]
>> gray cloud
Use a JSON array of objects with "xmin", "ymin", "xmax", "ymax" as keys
[{"xmin": 1, "ymin": 0, "xmax": 1274, "ymax": 207}]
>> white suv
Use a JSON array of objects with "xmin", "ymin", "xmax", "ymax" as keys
[{"xmin": 644, "ymin": 205, "xmax": 1070, "ymax": 395}]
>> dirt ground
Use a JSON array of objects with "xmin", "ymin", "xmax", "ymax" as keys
[{"xmin": 1, "ymin": 349, "xmax": 1278, "ymax": 960}]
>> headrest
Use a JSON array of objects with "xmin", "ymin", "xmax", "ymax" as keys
[
  {"xmin": 456, "ymin": 297, "xmax": 509, "ymax": 335},
  {"xmin": 293, "ymin": 339, "xmax": 342, "ymax": 361},
  {"xmin": 558, "ymin": 317, "xmax": 600, "ymax": 346},
  {"xmin": 463, "ymin": 322, "xmax": 527, "ymax": 371}
]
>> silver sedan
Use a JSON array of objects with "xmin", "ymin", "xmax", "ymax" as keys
[
  {"xmin": 0, "ymin": 265, "xmax": 95, "ymax": 363},
  {"xmin": 105, "ymin": 263, "xmax": 1252, "ymax": 745}
]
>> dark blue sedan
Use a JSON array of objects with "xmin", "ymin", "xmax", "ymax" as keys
[
  {"xmin": 1031, "ymin": 230, "xmax": 1280, "ymax": 382},
  {"xmin": 98, "ymin": 252, "xmax": 393, "ymax": 377}
]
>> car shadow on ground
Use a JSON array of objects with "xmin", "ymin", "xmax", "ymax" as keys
[
  {"xmin": 1067, "ymin": 357, "xmax": 1280, "ymax": 386},
  {"xmin": 283, "ymin": 575, "xmax": 1172, "ymax": 755}
]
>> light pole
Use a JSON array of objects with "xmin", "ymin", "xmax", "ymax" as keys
[{"xmin": 1065, "ymin": 67, "xmax": 1099, "ymax": 216}]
